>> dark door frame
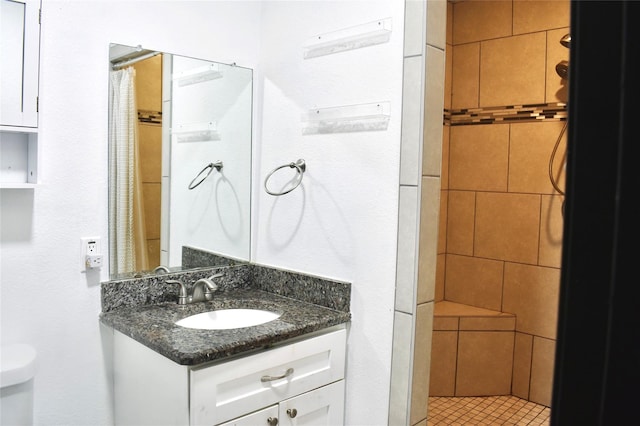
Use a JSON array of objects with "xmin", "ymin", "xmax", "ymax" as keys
[{"xmin": 552, "ymin": 1, "xmax": 639, "ymax": 424}]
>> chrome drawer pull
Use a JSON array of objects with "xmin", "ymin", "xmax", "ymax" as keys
[
  {"xmin": 267, "ymin": 417, "xmax": 279, "ymax": 426},
  {"xmin": 261, "ymin": 367, "xmax": 294, "ymax": 382}
]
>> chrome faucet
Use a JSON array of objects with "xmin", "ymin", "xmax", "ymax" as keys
[
  {"xmin": 153, "ymin": 265, "xmax": 170, "ymax": 274},
  {"xmin": 166, "ymin": 273, "xmax": 223, "ymax": 305}
]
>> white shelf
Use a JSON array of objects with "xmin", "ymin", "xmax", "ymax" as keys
[
  {"xmin": 0, "ymin": 128, "xmax": 39, "ymax": 187},
  {"xmin": 303, "ymin": 18, "xmax": 392, "ymax": 59},
  {"xmin": 173, "ymin": 64, "xmax": 223, "ymax": 87},
  {"xmin": 172, "ymin": 122, "xmax": 220, "ymax": 142},
  {"xmin": 302, "ymin": 102, "xmax": 390, "ymax": 134}
]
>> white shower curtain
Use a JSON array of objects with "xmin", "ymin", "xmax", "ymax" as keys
[{"xmin": 109, "ymin": 67, "xmax": 149, "ymax": 274}]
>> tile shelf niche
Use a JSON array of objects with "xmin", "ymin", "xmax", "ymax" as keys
[
  {"xmin": 302, "ymin": 102, "xmax": 391, "ymax": 135},
  {"xmin": 303, "ymin": 18, "xmax": 392, "ymax": 59}
]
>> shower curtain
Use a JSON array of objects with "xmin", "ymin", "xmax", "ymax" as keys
[{"xmin": 109, "ymin": 67, "xmax": 149, "ymax": 274}]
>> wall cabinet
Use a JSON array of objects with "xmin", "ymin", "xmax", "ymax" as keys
[
  {"xmin": 112, "ymin": 326, "xmax": 347, "ymax": 426},
  {"xmin": 1, "ymin": 0, "xmax": 41, "ymax": 188}
]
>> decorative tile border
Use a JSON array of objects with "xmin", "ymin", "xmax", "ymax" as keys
[
  {"xmin": 138, "ymin": 109, "xmax": 162, "ymax": 124},
  {"xmin": 444, "ymin": 102, "xmax": 567, "ymax": 126}
]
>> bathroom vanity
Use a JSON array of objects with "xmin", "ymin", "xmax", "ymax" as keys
[
  {"xmin": 112, "ymin": 325, "xmax": 346, "ymax": 426},
  {"xmin": 100, "ymin": 264, "xmax": 351, "ymax": 426}
]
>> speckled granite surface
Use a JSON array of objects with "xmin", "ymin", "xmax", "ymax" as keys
[
  {"xmin": 100, "ymin": 263, "xmax": 351, "ymax": 366},
  {"xmin": 182, "ymin": 246, "xmax": 245, "ymax": 269}
]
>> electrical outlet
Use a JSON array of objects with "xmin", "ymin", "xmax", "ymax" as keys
[{"xmin": 81, "ymin": 237, "xmax": 103, "ymax": 270}]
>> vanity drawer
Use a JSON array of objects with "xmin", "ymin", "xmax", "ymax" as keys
[{"xmin": 190, "ymin": 327, "xmax": 346, "ymax": 426}]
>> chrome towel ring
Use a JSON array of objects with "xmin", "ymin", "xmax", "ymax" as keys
[
  {"xmin": 264, "ymin": 159, "xmax": 306, "ymax": 196},
  {"xmin": 188, "ymin": 161, "xmax": 223, "ymax": 190}
]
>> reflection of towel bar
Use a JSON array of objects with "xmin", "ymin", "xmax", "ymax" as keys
[
  {"xmin": 188, "ymin": 161, "xmax": 223, "ymax": 190},
  {"xmin": 264, "ymin": 159, "xmax": 306, "ymax": 196}
]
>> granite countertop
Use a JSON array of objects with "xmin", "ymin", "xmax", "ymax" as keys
[{"xmin": 100, "ymin": 288, "xmax": 351, "ymax": 366}]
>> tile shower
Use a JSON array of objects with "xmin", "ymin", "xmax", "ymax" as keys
[{"xmin": 421, "ymin": 0, "xmax": 570, "ymax": 421}]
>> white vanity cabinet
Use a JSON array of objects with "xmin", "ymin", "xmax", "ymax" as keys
[
  {"xmin": 219, "ymin": 380, "xmax": 344, "ymax": 426},
  {"xmin": 112, "ymin": 325, "xmax": 347, "ymax": 426},
  {"xmin": 0, "ymin": 0, "xmax": 42, "ymax": 188}
]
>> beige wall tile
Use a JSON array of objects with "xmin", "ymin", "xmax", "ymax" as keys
[
  {"xmin": 433, "ymin": 315, "xmax": 458, "ymax": 331},
  {"xmin": 456, "ymin": 331, "xmax": 514, "ymax": 396},
  {"xmin": 530, "ymin": 337, "xmax": 556, "ymax": 406},
  {"xmin": 503, "ymin": 263, "xmax": 561, "ymax": 339},
  {"xmin": 480, "ymin": 32, "xmax": 546, "ymax": 107},
  {"xmin": 459, "ymin": 315, "xmax": 515, "ymax": 331},
  {"xmin": 440, "ymin": 126, "xmax": 450, "ymax": 190},
  {"xmin": 423, "ymin": 46, "xmax": 445, "ymax": 177},
  {"xmin": 452, "ymin": 43, "xmax": 480, "ymax": 108},
  {"xmin": 426, "ymin": 0, "xmax": 447, "ymax": 50},
  {"xmin": 435, "ymin": 300, "xmax": 503, "ymax": 317},
  {"xmin": 447, "ymin": 190, "xmax": 475, "ymax": 256},
  {"xmin": 547, "ymin": 27, "xmax": 571, "ymax": 103},
  {"xmin": 142, "ymin": 182, "xmax": 161, "ymax": 239},
  {"xmin": 475, "ymin": 192, "xmax": 541, "ymax": 264},
  {"xmin": 446, "ymin": 1, "xmax": 453, "ymax": 45},
  {"xmin": 445, "ymin": 254, "xmax": 504, "ymax": 311},
  {"xmin": 509, "ymin": 121, "xmax": 567, "ymax": 194},
  {"xmin": 539, "ymin": 195, "xmax": 564, "ymax": 268},
  {"xmin": 147, "ymin": 238, "xmax": 161, "ymax": 269},
  {"xmin": 452, "ymin": 0, "xmax": 512, "ymax": 44},
  {"xmin": 449, "ymin": 124, "xmax": 509, "ymax": 191},
  {"xmin": 418, "ymin": 177, "xmax": 442, "ymax": 304},
  {"xmin": 435, "ymin": 254, "xmax": 446, "ymax": 302},
  {"xmin": 438, "ymin": 190, "xmax": 448, "ymax": 254},
  {"xmin": 513, "ymin": 0, "xmax": 571, "ymax": 35},
  {"xmin": 512, "ymin": 332, "xmax": 533, "ymax": 400},
  {"xmin": 429, "ymin": 331, "xmax": 458, "ymax": 396},
  {"xmin": 411, "ymin": 303, "xmax": 434, "ymax": 425},
  {"xmin": 138, "ymin": 123, "xmax": 162, "ymax": 183},
  {"xmin": 134, "ymin": 54, "xmax": 163, "ymax": 112},
  {"xmin": 444, "ymin": 45, "xmax": 452, "ymax": 110}
]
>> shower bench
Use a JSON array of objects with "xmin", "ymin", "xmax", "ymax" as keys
[{"xmin": 430, "ymin": 301, "xmax": 516, "ymax": 397}]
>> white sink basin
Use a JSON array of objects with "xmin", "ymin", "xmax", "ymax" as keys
[{"xmin": 175, "ymin": 309, "xmax": 281, "ymax": 330}]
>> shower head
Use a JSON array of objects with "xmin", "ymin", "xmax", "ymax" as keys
[
  {"xmin": 556, "ymin": 60, "xmax": 569, "ymax": 79},
  {"xmin": 560, "ymin": 34, "xmax": 571, "ymax": 48}
]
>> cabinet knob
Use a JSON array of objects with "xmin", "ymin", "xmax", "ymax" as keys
[
  {"xmin": 286, "ymin": 408, "xmax": 298, "ymax": 418},
  {"xmin": 267, "ymin": 417, "xmax": 278, "ymax": 426}
]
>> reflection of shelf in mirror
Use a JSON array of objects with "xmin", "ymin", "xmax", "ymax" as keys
[
  {"xmin": 172, "ymin": 64, "xmax": 223, "ymax": 87},
  {"xmin": 302, "ymin": 102, "xmax": 390, "ymax": 134},
  {"xmin": 172, "ymin": 122, "xmax": 220, "ymax": 142},
  {"xmin": 303, "ymin": 18, "xmax": 392, "ymax": 59}
]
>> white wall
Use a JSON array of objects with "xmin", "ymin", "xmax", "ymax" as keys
[
  {"xmin": 255, "ymin": 2, "xmax": 404, "ymax": 425},
  {"xmin": 0, "ymin": 1, "xmax": 405, "ymax": 425},
  {"xmin": 0, "ymin": 2, "xmax": 262, "ymax": 424}
]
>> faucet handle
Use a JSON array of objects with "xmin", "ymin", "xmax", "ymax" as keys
[{"xmin": 166, "ymin": 279, "xmax": 188, "ymax": 305}]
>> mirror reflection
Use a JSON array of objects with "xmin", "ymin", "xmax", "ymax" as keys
[{"xmin": 108, "ymin": 44, "xmax": 252, "ymax": 279}]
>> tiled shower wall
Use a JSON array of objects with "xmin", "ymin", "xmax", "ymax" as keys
[
  {"xmin": 134, "ymin": 55, "xmax": 163, "ymax": 268},
  {"xmin": 433, "ymin": 0, "xmax": 570, "ymax": 407}
]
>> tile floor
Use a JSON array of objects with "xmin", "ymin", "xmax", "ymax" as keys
[{"xmin": 427, "ymin": 395, "xmax": 551, "ymax": 425}]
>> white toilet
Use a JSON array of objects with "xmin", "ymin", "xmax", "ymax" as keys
[{"xmin": 1, "ymin": 344, "xmax": 37, "ymax": 425}]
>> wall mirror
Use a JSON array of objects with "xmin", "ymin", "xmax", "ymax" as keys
[{"xmin": 108, "ymin": 43, "xmax": 253, "ymax": 279}]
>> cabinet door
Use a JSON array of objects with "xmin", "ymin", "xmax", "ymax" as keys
[
  {"xmin": 217, "ymin": 405, "xmax": 279, "ymax": 426},
  {"xmin": 1, "ymin": 0, "xmax": 40, "ymax": 127},
  {"xmin": 279, "ymin": 381, "xmax": 344, "ymax": 426}
]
